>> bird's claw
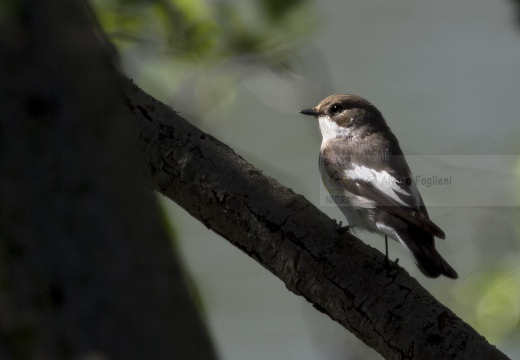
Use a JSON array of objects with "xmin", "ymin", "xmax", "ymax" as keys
[
  {"xmin": 335, "ymin": 220, "xmax": 350, "ymax": 235},
  {"xmin": 380, "ymin": 257, "xmax": 400, "ymax": 274}
]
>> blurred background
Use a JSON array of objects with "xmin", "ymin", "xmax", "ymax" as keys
[{"xmin": 94, "ymin": 0, "xmax": 520, "ymax": 358}]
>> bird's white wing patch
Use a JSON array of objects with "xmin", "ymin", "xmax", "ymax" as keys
[{"xmin": 344, "ymin": 165, "xmax": 413, "ymax": 206}]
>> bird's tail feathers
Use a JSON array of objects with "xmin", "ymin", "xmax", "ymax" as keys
[{"xmin": 397, "ymin": 233, "xmax": 458, "ymax": 279}]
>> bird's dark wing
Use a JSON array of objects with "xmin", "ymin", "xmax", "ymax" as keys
[{"xmin": 320, "ymin": 142, "xmax": 445, "ymax": 239}]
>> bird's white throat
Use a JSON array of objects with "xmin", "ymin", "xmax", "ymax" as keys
[{"xmin": 318, "ymin": 115, "xmax": 353, "ymax": 148}]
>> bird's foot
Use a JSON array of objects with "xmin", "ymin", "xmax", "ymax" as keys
[
  {"xmin": 335, "ymin": 220, "xmax": 350, "ymax": 235},
  {"xmin": 380, "ymin": 257, "xmax": 400, "ymax": 274}
]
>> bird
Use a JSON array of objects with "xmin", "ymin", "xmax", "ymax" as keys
[{"xmin": 300, "ymin": 94, "xmax": 458, "ymax": 279}]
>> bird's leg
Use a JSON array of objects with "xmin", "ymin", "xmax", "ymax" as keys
[
  {"xmin": 378, "ymin": 236, "xmax": 393, "ymax": 273},
  {"xmin": 382, "ymin": 236, "xmax": 399, "ymax": 269}
]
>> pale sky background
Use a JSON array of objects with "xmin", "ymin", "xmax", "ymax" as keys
[{"xmin": 143, "ymin": 1, "xmax": 520, "ymax": 359}]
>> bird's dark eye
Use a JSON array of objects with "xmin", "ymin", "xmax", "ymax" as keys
[{"xmin": 331, "ymin": 104, "xmax": 343, "ymax": 114}]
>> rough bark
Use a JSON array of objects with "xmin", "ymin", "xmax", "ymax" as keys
[
  {"xmin": 0, "ymin": 1, "xmax": 217, "ymax": 359},
  {"xmin": 122, "ymin": 77, "xmax": 510, "ymax": 360}
]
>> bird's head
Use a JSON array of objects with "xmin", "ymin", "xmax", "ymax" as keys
[{"xmin": 300, "ymin": 94, "xmax": 387, "ymax": 144}]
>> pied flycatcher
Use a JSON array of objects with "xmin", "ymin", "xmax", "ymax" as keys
[{"xmin": 300, "ymin": 94, "xmax": 457, "ymax": 279}]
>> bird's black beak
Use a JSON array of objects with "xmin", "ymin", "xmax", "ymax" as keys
[{"xmin": 299, "ymin": 108, "xmax": 320, "ymax": 116}]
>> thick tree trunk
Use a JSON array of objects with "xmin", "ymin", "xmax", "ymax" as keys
[{"xmin": 0, "ymin": 1, "xmax": 217, "ymax": 359}]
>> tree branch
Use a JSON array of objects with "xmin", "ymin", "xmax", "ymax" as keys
[{"xmin": 122, "ymin": 77, "xmax": 509, "ymax": 360}]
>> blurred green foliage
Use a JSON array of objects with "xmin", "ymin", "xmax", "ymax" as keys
[
  {"xmin": 93, "ymin": 1, "xmax": 312, "ymax": 73},
  {"xmin": 454, "ymin": 260, "xmax": 520, "ymax": 344},
  {"xmin": 92, "ymin": 0, "xmax": 314, "ymax": 118}
]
